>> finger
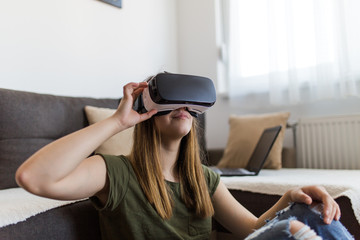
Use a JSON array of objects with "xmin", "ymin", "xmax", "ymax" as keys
[
  {"xmin": 335, "ymin": 202, "xmax": 341, "ymax": 221},
  {"xmin": 292, "ymin": 189, "xmax": 313, "ymax": 205},
  {"xmin": 302, "ymin": 185, "xmax": 330, "ymax": 205},
  {"xmin": 327, "ymin": 203, "xmax": 336, "ymax": 225},
  {"xmin": 139, "ymin": 109, "xmax": 158, "ymax": 122},
  {"xmin": 132, "ymin": 86, "xmax": 147, "ymax": 99},
  {"xmin": 122, "ymin": 82, "xmax": 148, "ymax": 105},
  {"xmin": 138, "ymin": 81, "xmax": 148, "ymax": 87},
  {"xmin": 301, "ymin": 195, "xmax": 313, "ymax": 205},
  {"xmin": 133, "ymin": 81, "xmax": 148, "ymax": 92},
  {"xmin": 322, "ymin": 197, "xmax": 336, "ymax": 224},
  {"xmin": 331, "ymin": 202, "xmax": 338, "ymax": 222},
  {"xmin": 123, "ymin": 82, "xmax": 140, "ymax": 100},
  {"xmin": 329, "ymin": 201, "xmax": 341, "ymax": 222},
  {"xmin": 132, "ymin": 82, "xmax": 148, "ymax": 99}
]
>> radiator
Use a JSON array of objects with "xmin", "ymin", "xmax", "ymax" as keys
[{"xmin": 296, "ymin": 115, "xmax": 360, "ymax": 169}]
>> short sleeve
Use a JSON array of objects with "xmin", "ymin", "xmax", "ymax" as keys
[
  {"xmin": 202, "ymin": 165, "xmax": 220, "ymax": 196},
  {"xmin": 90, "ymin": 154, "xmax": 130, "ymax": 212}
]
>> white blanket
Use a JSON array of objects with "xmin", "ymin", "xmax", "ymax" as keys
[
  {"xmin": 1, "ymin": 169, "xmax": 359, "ymax": 228},
  {"xmin": 0, "ymin": 188, "xmax": 82, "ymax": 228},
  {"xmin": 221, "ymin": 168, "xmax": 360, "ymax": 225}
]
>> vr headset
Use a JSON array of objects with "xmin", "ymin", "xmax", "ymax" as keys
[{"xmin": 133, "ymin": 72, "xmax": 216, "ymax": 117}]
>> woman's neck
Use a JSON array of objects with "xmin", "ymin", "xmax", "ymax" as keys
[{"xmin": 160, "ymin": 139, "xmax": 181, "ymax": 182}]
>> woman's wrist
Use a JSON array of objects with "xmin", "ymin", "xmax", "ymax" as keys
[
  {"xmin": 281, "ymin": 189, "xmax": 293, "ymax": 205},
  {"xmin": 105, "ymin": 115, "xmax": 128, "ymax": 135}
]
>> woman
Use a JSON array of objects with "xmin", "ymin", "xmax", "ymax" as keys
[{"xmin": 16, "ymin": 81, "xmax": 353, "ymax": 239}]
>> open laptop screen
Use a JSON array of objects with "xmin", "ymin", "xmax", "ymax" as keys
[{"xmin": 246, "ymin": 125, "xmax": 281, "ymax": 173}]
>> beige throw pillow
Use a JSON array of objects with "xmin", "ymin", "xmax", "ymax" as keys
[
  {"xmin": 217, "ymin": 112, "xmax": 290, "ymax": 169},
  {"xmin": 84, "ymin": 105, "xmax": 134, "ymax": 155}
]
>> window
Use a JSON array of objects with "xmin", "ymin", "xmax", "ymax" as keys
[{"xmin": 219, "ymin": 0, "xmax": 360, "ymax": 105}]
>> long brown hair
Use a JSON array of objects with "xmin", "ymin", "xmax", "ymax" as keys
[{"xmin": 129, "ymin": 117, "xmax": 214, "ymax": 219}]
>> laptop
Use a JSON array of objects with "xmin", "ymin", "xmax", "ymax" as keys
[{"xmin": 210, "ymin": 125, "xmax": 282, "ymax": 176}]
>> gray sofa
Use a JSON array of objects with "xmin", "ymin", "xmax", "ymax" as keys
[
  {"xmin": 0, "ymin": 88, "xmax": 120, "ymax": 239},
  {"xmin": 0, "ymin": 88, "xmax": 358, "ymax": 239}
]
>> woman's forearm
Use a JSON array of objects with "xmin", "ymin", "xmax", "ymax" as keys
[
  {"xmin": 255, "ymin": 191, "xmax": 292, "ymax": 229},
  {"xmin": 16, "ymin": 116, "xmax": 122, "ymax": 191}
]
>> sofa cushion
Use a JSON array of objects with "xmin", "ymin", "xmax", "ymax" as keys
[
  {"xmin": 217, "ymin": 112, "xmax": 290, "ymax": 169},
  {"xmin": 84, "ymin": 106, "xmax": 134, "ymax": 155},
  {"xmin": 0, "ymin": 88, "xmax": 119, "ymax": 189}
]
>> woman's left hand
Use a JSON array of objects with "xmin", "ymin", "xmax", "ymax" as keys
[{"xmin": 287, "ymin": 185, "xmax": 341, "ymax": 224}]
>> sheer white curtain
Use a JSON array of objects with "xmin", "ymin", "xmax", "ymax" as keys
[{"xmin": 221, "ymin": 0, "xmax": 360, "ymax": 105}]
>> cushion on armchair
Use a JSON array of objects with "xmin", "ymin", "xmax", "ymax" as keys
[{"xmin": 217, "ymin": 112, "xmax": 290, "ymax": 169}]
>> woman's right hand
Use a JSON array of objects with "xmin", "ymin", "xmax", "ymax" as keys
[{"xmin": 112, "ymin": 82, "xmax": 158, "ymax": 130}]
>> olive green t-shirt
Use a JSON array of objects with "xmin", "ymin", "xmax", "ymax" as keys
[{"xmin": 91, "ymin": 155, "xmax": 220, "ymax": 240}]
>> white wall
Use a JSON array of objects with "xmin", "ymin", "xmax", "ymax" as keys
[
  {"xmin": 177, "ymin": 0, "xmax": 218, "ymax": 83},
  {"xmin": 0, "ymin": 0, "xmax": 178, "ymax": 98}
]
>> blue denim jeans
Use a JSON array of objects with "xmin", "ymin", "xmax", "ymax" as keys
[{"xmin": 245, "ymin": 203, "xmax": 354, "ymax": 240}]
